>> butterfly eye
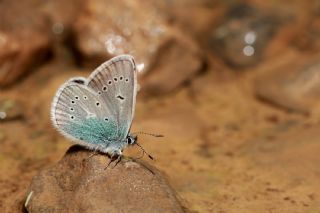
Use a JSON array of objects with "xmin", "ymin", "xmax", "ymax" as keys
[
  {"xmin": 98, "ymin": 91, "xmax": 102, "ymax": 95},
  {"xmin": 114, "ymin": 77, "xmax": 117, "ymax": 81},
  {"xmin": 127, "ymin": 137, "xmax": 135, "ymax": 145},
  {"xmin": 108, "ymin": 80, "xmax": 112, "ymax": 85},
  {"xmin": 75, "ymin": 96, "xmax": 79, "ymax": 100},
  {"xmin": 83, "ymin": 96, "xmax": 87, "ymax": 100},
  {"xmin": 70, "ymin": 115, "xmax": 74, "ymax": 119},
  {"xmin": 104, "ymin": 117, "xmax": 109, "ymax": 121},
  {"xmin": 125, "ymin": 78, "xmax": 129, "ymax": 82},
  {"xmin": 102, "ymin": 86, "xmax": 107, "ymax": 91},
  {"xmin": 70, "ymin": 107, "xmax": 74, "ymax": 111},
  {"xmin": 96, "ymin": 102, "xmax": 100, "ymax": 106},
  {"xmin": 120, "ymin": 76, "xmax": 123, "ymax": 80},
  {"xmin": 127, "ymin": 137, "xmax": 132, "ymax": 144},
  {"xmin": 71, "ymin": 100, "xmax": 75, "ymax": 104}
]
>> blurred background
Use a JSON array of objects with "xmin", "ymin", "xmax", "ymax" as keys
[{"xmin": 1, "ymin": 0, "xmax": 320, "ymax": 212}]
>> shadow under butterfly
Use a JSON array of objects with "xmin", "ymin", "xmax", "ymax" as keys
[{"xmin": 51, "ymin": 55, "xmax": 163, "ymax": 168}]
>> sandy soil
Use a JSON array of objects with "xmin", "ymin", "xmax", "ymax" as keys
[{"xmin": 1, "ymin": 54, "xmax": 320, "ymax": 213}]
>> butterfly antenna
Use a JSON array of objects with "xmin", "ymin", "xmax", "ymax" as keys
[
  {"xmin": 136, "ymin": 142, "xmax": 154, "ymax": 160},
  {"xmin": 133, "ymin": 132, "xmax": 164, "ymax": 138}
]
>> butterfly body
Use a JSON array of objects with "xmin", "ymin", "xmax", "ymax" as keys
[{"xmin": 51, "ymin": 55, "xmax": 138, "ymax": 157}]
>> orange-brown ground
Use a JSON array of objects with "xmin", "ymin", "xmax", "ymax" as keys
[{"xmin": 1, "ymin": 51, "xmax": 320, "ymax": 212}]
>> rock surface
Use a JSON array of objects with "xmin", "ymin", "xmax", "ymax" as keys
[
  {"xmin": 72, "ymin": 0, "xmax": 171, "ymax": 68},
  {"xmin": 72, "ymin": 0, "xmax": 203, "ymax": 96},
  {"xmin": 24, "ymin": 145, "xmax": 186, "ymax": 213},
  {"xmin": 140, "ymin": 37, "xmax": 204, "ymax": 97},
  {"xmin": 0, "ymin": 99, "xmax": 24, "ymax": 122},
  {"xmin": 208, "ymin": 3, "xmax": 281, "ymax": 67},
  {"xmin": 255, "ymin": 56, "xmax": 320, "ymax": 113},
  {"xmin": 0, "ymin": 0, "xmax": 52, "ymax": 88}
]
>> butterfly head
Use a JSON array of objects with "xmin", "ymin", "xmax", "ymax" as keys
[
  {"xmin": 126, "ymin": 134, "xmax": 137, "ymax": 145},
  {"xmin": 126, "ymin": 132, "xmax": 163, "ymax": 160}
]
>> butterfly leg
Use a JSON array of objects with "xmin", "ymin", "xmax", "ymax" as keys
[
  {"xmin": 87, "ymin": 150, "xmax": 98, "ymax": 159},
  {"xmin": 104, "ymin": 154, "xmax": 115, "ymax": 170},
  {"xmin": 85, "ymin": 147, "xmax": 100, "ymax": 161},
  {"xmin": 112, "ymin": 155, "xmax": 122, "ymax": 169},
  {"xmin": 84, "ymin": 153, "xmax": 97, "ymax": 163}
]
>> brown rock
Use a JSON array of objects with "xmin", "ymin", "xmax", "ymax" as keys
[
  {"xmin": 151, "ymin": 0, "xmax": 218, "ymax": 40},
  {"xmin": 24, "ymin": 145, "xmax": 186, "ymax": 213},
  {"xmin": 140, "ymin": 37, "xmax": 204, "ymax": 96},
  {"xmin": 0, "ymin": 99, "xmax": 24, "ymax": 122},
  {"xmin": 288, "ymin": 1, "xmax": 320, "ymax": 52},
  {"xmin": 255, "ymin": 56, "xmax": 320, "ymax": 113},
  {"xmin": 0, "ymin": 0, "xmax": 52, "ymax": 88},
  {"xmin": 0, "ymin": 32, "xmax": 50, "ymax": 88},
  {"xmin": 72, "ymin": 0, "xmax": 204, "ymax": 95},
  {"xmin": 41, "ymin": 0, "xmax": 84, "ymax": 37},
  {"xmin": 208, "ymin": 3, "xmax": 282, "ymax": 68},
  {"xmin": 72, "ymin": 0, "xmax": 170, "ymax": 68}
]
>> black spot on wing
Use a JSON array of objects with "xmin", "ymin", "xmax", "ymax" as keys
[
  {"xmin": 71, "ymin": 79, "xmax": 85, "ymax": 85},
  {"xmin": 116, "ymin": 95, "xmax": 124, "ymax": 100}
]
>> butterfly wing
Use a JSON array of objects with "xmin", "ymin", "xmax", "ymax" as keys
[
  {"xmin": 51, "ymin": 78, "xmax": 120, "ymax": 151},
  {"xmin": 86, "ymin": 55, "xmax": 137, "ymax": 140}
]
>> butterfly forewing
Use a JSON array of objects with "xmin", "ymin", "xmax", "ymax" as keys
[{"xmin": 87, "ymin": 55, "xmax": 137, "ymax": 140}]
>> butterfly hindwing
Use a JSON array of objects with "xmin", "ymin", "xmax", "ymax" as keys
[{"xmin": 51, "ymin": 78, "xmax": 119, "ymax": 150}]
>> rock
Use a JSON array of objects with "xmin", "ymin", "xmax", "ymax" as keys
[
  {"xmin": 72, "ymin": 0, "xmax": 204, "ymax": 95},
  {"xmin": 151, "ymin": 0, "xmax": 218, "ymax": 40},
  {"xmin": 0, "ymin": 99, "xmax": 24, "ymax": 122},
  {"xmin": 255, "ymin": 56, "xmax": 320, "ymax": 113},
  {"xmin": 292, "ymin": 10, "xmax": 320, "ymax": 52},
  {"xmin": 140, "ymin": 37, "xmax": 204, "ymax": 97},
  {"xmin": 72, "ymin": 0, "xmax": 170, "ymax": 68},
  {"xmin": 0, "ymin": 31, "xmax": 51, "ymax": 88},
  {"xmin": 0, "ymin": 0, "xmax": 52, "ymax": 88},
  {"xmin": 208, "ymin": 3, "xmax": 281, "ymax": 68},
  {"xmin": 41, "ymin": 0, "xmax": 84, "ymax": 37},
  {"xmin": 24, "ymin": 145, "xmax": 186, "ymax": 213}
]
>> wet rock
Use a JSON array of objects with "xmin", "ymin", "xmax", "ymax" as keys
[
  {"xmin": 72, "ymin": 0, "xmax": 170, "ymax": 68},
  {"xmin": 0, "ymin": 99, "xmax": 24, "ymax": 122},
  {"xmin": 0, "ymin": 0, "xmax": 51, "ymax": 88},
  {"xmin": 25, "ymin": 145, "xmax": 186, "ymax": 213},
  {"xmin": 41, "ymin": 0, "xmax": 84, "ymax": 38},
  {"xmin": 151, "ymin": 0, "xmax": 218, "ymax": 40},
  {"xmin": 255, "ymin": 56, "xmax": 320, "ymax": 113},
  {"xmin": 140, "ymin": 36, "xmax": 204, "ymax": 97},
  {"xmin": 292, "ymin": 13, "xmax": 320, "ymax": 52},
  {"xmin": 0, "ymin": 31, "xmax": 51, "ymax": 88},
  {"xmin": 72, "ymin": 0, "xmax": 203, "ymax": 95},
  {"xmin": 208, "ymin": 3, "xmax": 281, "ymax": 68}
]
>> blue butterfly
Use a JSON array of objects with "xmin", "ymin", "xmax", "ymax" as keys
[{"xmin": 51, "ymin": 55, "xmax": 158, "ymax": 165}]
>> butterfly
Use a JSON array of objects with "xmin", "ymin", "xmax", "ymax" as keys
[{"xmin": 51, "ymin": 55, "xmax": 158, "ymax": 165}]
